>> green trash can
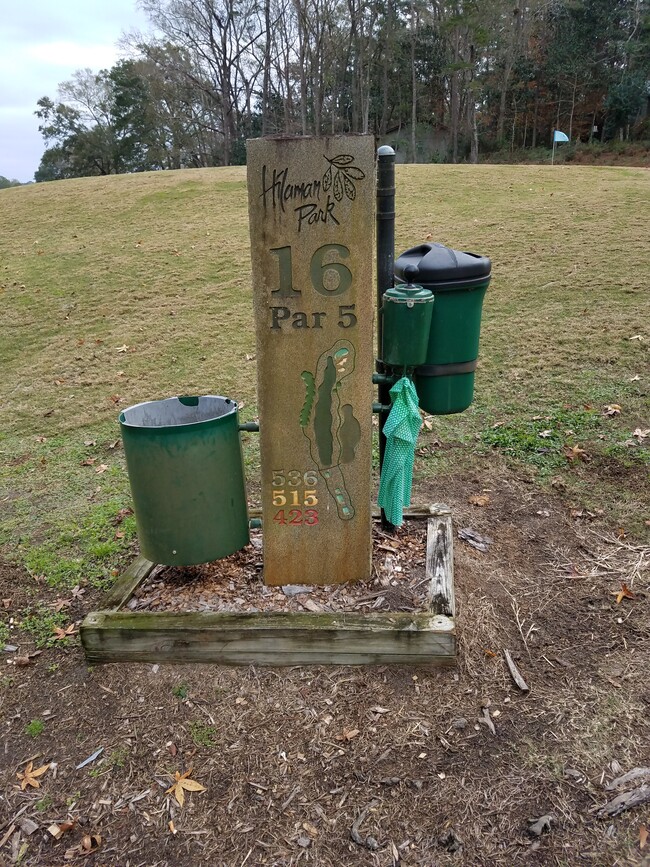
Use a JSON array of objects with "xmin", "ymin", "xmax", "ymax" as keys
[
  {"xmin": 119, "ymin": 395, "xmax": 249, "ymax": 566},
  {"xmin": 395, "ymin": 243, "xmax": 491, "ymax": 415}
]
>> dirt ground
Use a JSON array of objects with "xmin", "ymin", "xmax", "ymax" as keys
[{"xmin": 1, "ymin": 463, "xmax": 649, "ymax": 867}]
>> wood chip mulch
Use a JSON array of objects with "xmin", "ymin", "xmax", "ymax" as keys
[{"xmin": 128, "ymin": 522, "xmax": 430, "ymax": 615}]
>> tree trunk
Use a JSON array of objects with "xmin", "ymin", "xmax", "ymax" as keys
[
  {"xmin": 261, "ymin": 0, "xmax": 271, "ymax": 134},
  {"xmin": 510, "ymin": 96, "xmax": 517, "ymax": 152},
  {"xmin": 496, "ymin": 61, "xmax": 511, "ymax": 143},
  {"xmin": 293, "ymin": 1, "xmax": 308, "ymax": 135},
  {"xmin": 379, "ymin": 0, "xmax": 393, "ymax": 136},
  {"xmin": 568, "ymin": 73, "xmax": 577, "ymax": 141},
  {"xmin": 410, "ymin": 0, "xmax": 417, "ymax": 162},
  {"xmin": 467, "ymin": 43, "xmax": 477, "ymax": 164},
  {"xmin": 531, "ymin": 88, "xmax": 539, "ymax": 148},
  {"xmin": 450, "ymin": 27, "xmax": 460, "ymax": 163}
]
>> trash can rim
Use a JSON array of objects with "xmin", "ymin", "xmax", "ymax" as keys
[
  {"xmin": 119, "ymin": 394, "xmax": 238, "ymax": 429},
  {"xmin": 394, "ymin": 275, "xmax": 491, "ymax": 292}
]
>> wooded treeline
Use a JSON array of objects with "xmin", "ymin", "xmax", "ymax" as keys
[{"xmin": 35, "ymin": 0, "xmax": 649, "ymax": 180}]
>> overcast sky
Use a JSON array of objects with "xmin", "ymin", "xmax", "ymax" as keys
[{"xmin": 0, "ymin": 1, "xmax": 150, "ymax": 182}]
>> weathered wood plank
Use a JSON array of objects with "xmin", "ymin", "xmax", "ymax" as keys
[
  {"xmin": 426, "ymin": 509, "xmax": 455, "ymax": 617},
  {"xmin": 80, "ymin": 610, "xmax": 455, "ymax": 666},
  {"xmin": 102, "ymin": 555, "xmax": 158, "ymax": 611}
]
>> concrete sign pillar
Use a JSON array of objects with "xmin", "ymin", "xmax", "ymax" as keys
[{"xmin": 247, "ymin": 136, "xmax": 375, "ymax": 585}]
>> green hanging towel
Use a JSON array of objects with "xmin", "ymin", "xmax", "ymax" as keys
[{"xmin": 377, "ymin": 376, "xmax": 422, "ymax": 527}]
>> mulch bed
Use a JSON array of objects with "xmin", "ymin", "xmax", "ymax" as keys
[{"xmin": 127, "ymin": 523, "xmax": 430, "ymax": 615}]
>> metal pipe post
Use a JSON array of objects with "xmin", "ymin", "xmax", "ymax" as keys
[{"xmin": 376, "ymin": 145, "xmax": 396, "ymax": 530}]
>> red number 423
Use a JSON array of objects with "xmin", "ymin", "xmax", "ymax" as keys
[{"xmin": 273, "ymin": 509, "xmax": 319, "ymax": 526}]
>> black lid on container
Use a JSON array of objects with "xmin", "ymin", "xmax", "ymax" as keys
[{"xmin": 395, "ymin": 242, "xmax": 491, "ymax": 290}]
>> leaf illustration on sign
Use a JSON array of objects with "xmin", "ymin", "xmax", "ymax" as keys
[{"xmin": 323, "ymin": 155, "xmax": 366, "ymax": 203}]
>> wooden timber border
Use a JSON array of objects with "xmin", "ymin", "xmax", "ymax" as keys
[{"xmin": 80, "ymin": 504, "xmax": 456, "ymax": 666}]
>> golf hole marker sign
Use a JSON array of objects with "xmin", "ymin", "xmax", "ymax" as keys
[{"xmin": 247, "ymin": 136, "xmax": 375, "ymax": 586}]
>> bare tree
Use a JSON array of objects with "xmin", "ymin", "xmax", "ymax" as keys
[{"xmin": 139, "ymin": 0, "xmax": 265, "ymax": 164}]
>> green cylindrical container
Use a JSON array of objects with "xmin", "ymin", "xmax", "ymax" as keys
[
  {"xmin": 119, "ymin": 395, "xmax": 249, "ymax": 566},
  {"xmin": 395, "ymin": 243, "xmax": 491, "ymax": 415},
  {"xmin": 381, "ymin": 269, "xmax": 434, "ymax": 369}
]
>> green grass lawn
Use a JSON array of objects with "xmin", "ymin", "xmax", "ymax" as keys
[{"xmin": 1, "ymin": 164, "xmax": 648, "ymax": 588}]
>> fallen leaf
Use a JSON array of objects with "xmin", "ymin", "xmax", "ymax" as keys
[
  {"xmin": 571, "ymin": 509, "xmax": 595, "ymax": 520},
  {"xmin": 109, "ymin": 395, "xmax": 121, "ymax": 404},
  {"xmin": 112, "ymin": 507, "xmax": 134, "ymax": 525},
  {"xmin": 633, "ymin": 428, "xmax": 650, "ymax": 440},
  {"xmin": 48, "ymin": 819, "xmax": 77, "ymax": 840},
  {"xmin": 16, "ymin": 761, "xmax": 50, "ymax": 790},
  {"xmin": 114, "ymin": 531, "xmax": 125, "ymax": 540},
  {"xmin": 53, "ymin": 623, "xmax": 78, "ymax": 640},
  {"xmin": 538, "ymin": 429, "xmax": 553, "ymax": 438},
  {"xmin": 35, "ymin": 436, "xmax": 47, "ymax": 443},
  {"xmin": 116, "ymin": 344, "xmax": 129, "ymax": 353},
  {"xmin": 16, "ymin": 650, "xmax": 43, "ymax": 666},
  {"xmin": 80, "ymin": 834, "xmax": 101, "ymax": 853},
  {"xmin": 564, "ymin": 444, "xmax": 589, "ymax": 462},
  {"xmin": 484, "ymin": 648, "xmax": 497, "ymax": 658},
  {"xmin": 95, "ymin": 464, "xmax": 109, "ymax": 474},
  {"xmin": 613, "ymin": 583, "xmax": 635, "ymax": 604},
  {"xmin": 468, "ymin": 494, "xmax": 490, "ymax": 507},
  {"xmin": 604, "ymin": 404, "xmax": 622, "ymax": 417},
  {"xmin": 630, "ymin": 374, "xmax": 641, "ymax": 381},
  {"xmin": 165, "ymin": 769, "xmax": 206, "ymax": 807},
  {"xmin": 641, "ymin": 824, "xmax": 648, "ymax": 849},
  {"xmin": 336, "ymin": 728, "xmax": 360, "ymax": 742}
]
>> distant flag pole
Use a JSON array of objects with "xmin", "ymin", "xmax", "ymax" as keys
[{"xmin": 552, "ymin": 130, "xmax": 569, "ymax": 165}]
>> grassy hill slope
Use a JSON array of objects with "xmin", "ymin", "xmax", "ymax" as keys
[{"xmin": 1, "ymin": 163, "xmax": 648, "ymax": 579}]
